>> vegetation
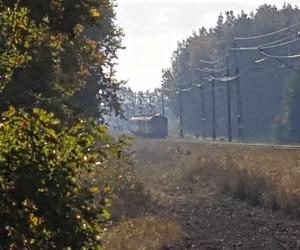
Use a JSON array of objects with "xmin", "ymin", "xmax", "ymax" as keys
[
  {"xmin": 0, "ymin": 1, "xmax": 182, "ymax": 249},
  {"xmin": 0, "ymin": 0, "xmax": 128, "ymax": 248},
  {"xmin": 134, "ymin": 139, "xmax": 300, "ymax": 215},
  {"xmin": 0, "ymin": 107, "xmax": 126, "ymax": 248},
  {"xmin": 0, "ymin": 0, "xmax": 123, "ymax": 119},
  {"xmin": 274, "ymin": 72, "xmax": 300, "ymax": 143},
  {"xmin": 2, "ymin": 0, "xmax": 300, "ymax": 248},
  {"xmin": 161, "ymin": 4, "xmax": 300, "ymax": 140},
  {"xmin": 132, "ymin": 139, "xmax": 300, "ymax": 248},
  {"xmin": 118, "ymin": 87, "xmax": 163, "ymax": 117},
  {"xmin": 103, "ymin": 216, "xmax": 182, "ymax": 250}
]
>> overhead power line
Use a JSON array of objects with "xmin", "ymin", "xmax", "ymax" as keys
[
  {"xmin": 259, "ymin": 50, "xmax": 300, "ymax": 59},
  {"xmin": 199, "ymin": 53, "xmax": 229, "ymax": 65},
  {"xmin": 262, "ymin": 37, "xmax": 300, "ymax": 49},
  {"xmin": 234, "ymin": 22, "xmax": 300, "ymax": 41},
  {"xmin": 196, "ymin": 67, "xmax": 213, "ymax": 73},
  {"xmin": 177, "ymin": 87, "xmax": 194, "ymax": 93},
  {"xmin": 202, "ymin": 75, "xmax": 238, "ymax": 82},
  {"xmin": 255, "ymin": 45, "xmax": 300, "ymax": 63},
  {"xmin": 196, "ymin": 66, "xmax": 227, "ymax": 73},
  {"xmin": 160, "ymin": 85, "xmax": 201, "ymax": 93},
  {"xmin": 209, "ymin": 75, "xmax": 239, "ymax": 82},
  {"xmin": 230, "ymin": 37, "xmax": 300, "ymax": 52},
  {"xmin": 193, "ymin": 83, "xmax": 205, "ymax": 88},
  {"xmin": 255, "ymin": 57, "xmax": 268, "ymax": 63},
  {"xmin": 252, "ymin": 35, "xmax": 295, "ymax": 48},
  {"xmin": 259, "ymin": 48, "xmax": 300, "ymax": 72}
]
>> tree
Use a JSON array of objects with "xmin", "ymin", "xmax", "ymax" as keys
[
  {"xmin": 161, "ymin": 4, "xmax": 300, "ymax": 139},
  {"xmin": 0, "ymin": 1, "xmax": 127, "ymax": 248},
  {"xmin": 0, "ymin": 107, "xmax": 126, "ymax": 249},
  {"xmin": 274, "ymin": 72, "xmax": 300, "ymax": 143},
  {"xmin": 0, "ymin": 0, "xmax": 123, "ymax": 120}
]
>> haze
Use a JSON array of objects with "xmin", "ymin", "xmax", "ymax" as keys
[{"xmin": 115, "ymin": 0, "xmax": 299, "ymax": 91}]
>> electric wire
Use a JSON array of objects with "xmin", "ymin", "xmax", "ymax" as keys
[
  {"xmin": 251, "ymin": 34, "xmax": 295, "ymax": 47},
  {"xmin": 261, "ymin": 37, "xmax": 300, "ymax": 50},
  {"xmin": 229, "ymin": 37, "xmax": 300, "ymax": 51},
  {"xmin": 259, "ymin": 48, "xmax": 300, "ymax": 72},
  {"xmin": 259, "ymin": 49, "xmax": 300, "ymax": 59},
  {"xmin": 196, "ymin": 66, "xmax": 228, "ymax": 73},
  {"xmin": 209, "ymin": 75, "xmax": 240, "ymax": 82},
  {"xmin": 230, "ymin": 37, "xmax": 300, "ymax": 51},
  {"xmin": 199, "ymin": 53, "xmax": 229, "ymax": 65},
  {"xmin": 234, "ymin": 22, "xmax": 300, "ymax": 41},
  {"xmin": 160, "ymin": 43, "xmax": 300, "ymax": 94}
]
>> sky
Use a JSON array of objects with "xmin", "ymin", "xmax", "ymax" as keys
[{"xmin": 115, "ymin": 0, "xmax": 300, "ymax": 91}]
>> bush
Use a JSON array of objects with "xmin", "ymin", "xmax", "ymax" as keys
[
  {"xmin": 87, "ymin": 148, "xmax": 152, "ymax": 219},
  {"xmin": 0, "ymin": 107, "xmax": 124, "ymax": 249}
]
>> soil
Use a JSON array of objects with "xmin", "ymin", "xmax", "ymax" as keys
[
  {"xmin": 133, "ymin": 140, "xmax": 300, "ymax": 250},
  {"xmin": 161, "ymin": 179, "xmax": 300, "ymax": 249}
]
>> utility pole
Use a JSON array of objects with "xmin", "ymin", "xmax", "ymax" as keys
[
  {"xmin": 179, "ymin": 89, "xmax": 184, "ymax": 138},
  {"xmin": 161, "ymin": 91, "xmax": 165, "ymax": 117},
  {"xmin": 132, "ymin": 93, "xmax": 136, "ymax": 116},
  {"xmin": 200, "ymin": 84, "xmax": 206, "ymax": 138},
  {"xmin": 148, "ymin": 93, "xmax": 153, "ymax": 115},
  {"xmin": 211, "ymin": 67, "xmax": 216, "ymax": 140},
  {"xmin": 138, "ymin": 92, "xmax": 143, "ymax": 115},
  {"xmin": 233, "ymin": 40, "xmax": 243, "ymax": 141},
  {"xmin": 226, "ymin": 55, "xmax": 232, "ymax": 142}
]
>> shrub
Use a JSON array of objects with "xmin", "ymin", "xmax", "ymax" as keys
[
  {"xmin": 0, "ymin": 107, "xmax": 124, "ymax": 249},
  {"xmin": 89, "ymin": 154, "xmax": 152, "ymax": 219}
]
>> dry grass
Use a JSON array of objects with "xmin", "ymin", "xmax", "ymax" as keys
[
  {"xmin": 88, "ymin": 146, "xmax": 183, "ymax": 249},
  {"xmin": 103, "ymin": 216, "xmax": 182, "ymax": 250},
  {"xmin": 132, "ymin": 139, "xmax": 300, "ymax": 217},
  {"xmin": 99, "ymin": 138, "xmax": 300, "ymax": 249}
]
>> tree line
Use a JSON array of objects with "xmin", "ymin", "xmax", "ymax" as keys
[{"xmin": 161, "ymin": 3, "xmax": 300, "ymax": 143}]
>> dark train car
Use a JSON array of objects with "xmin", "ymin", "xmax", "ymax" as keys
[{"xmin": 129, "ymin": 114, "xmax": 168, "ymax": 138}]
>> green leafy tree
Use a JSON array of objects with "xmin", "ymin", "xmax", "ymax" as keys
[
  {"xmin": 0, "ymin": 107, "xmax": 125, "ymax": 249},
  {"xmin": 0, "ymin": 0, "xmax": 123, "ymax": 120},
  {"xmin": 0, "ymin": 1, "xmax": 129, "ymax": 248},
  {"xmin": 0, "ymin": 4, "xmax": 47, "ymax": 89}
]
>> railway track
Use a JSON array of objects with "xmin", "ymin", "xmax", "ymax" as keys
[{"xmin": 150, "ymin": 137, "xmax": 300, "ymax": 151}]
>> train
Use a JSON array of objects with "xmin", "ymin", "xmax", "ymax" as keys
[{"xmin": 129, "ymin": 114, "xmax": 168, "ymax": 138}]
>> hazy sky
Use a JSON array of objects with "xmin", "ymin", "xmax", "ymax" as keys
[{"xmin": 115, "ymin": 0, "xmax": 299, "ymax": 91}]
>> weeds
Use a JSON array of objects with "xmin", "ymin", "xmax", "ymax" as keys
[
  {"xmin": 133, "ymin": 139, "xmax": 300, "ymax": 218},
  {"xmin": 103, "ymin": 216, "xmax": 182, "ymax": 250}
]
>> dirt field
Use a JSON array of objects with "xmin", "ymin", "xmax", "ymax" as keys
[{"xmin": 132, "ymin": 139, "xmax": 300, "ymax": 249}]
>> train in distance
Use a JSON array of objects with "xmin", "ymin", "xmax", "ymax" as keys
[{"xmin": 129, "ymin": 113, "xmax": 168, "ymax": 138}]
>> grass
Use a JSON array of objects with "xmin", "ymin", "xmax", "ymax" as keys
[
  {"xmin": 103, "ymin": 216, "xmax": 182, "ymax": 250},
  {"xmin": 88, "ymin": 145, "xmax": 183, "ymax": 249},
  {"xmin": 99, "ymin": 138, "xmax": 300, "ymax": 249},
  {"xmin": 132, "ymin": 139, "xmax": 300, "ymax": 217}
]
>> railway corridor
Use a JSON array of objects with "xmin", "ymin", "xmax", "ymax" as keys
[{"xmin": 133, "ymin": 139, "xmax": 300, "ymax": 249}]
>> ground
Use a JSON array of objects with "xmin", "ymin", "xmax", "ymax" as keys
[{"xmin": 132, "ymin": 139, "xmax": 300, "ymax": 249}]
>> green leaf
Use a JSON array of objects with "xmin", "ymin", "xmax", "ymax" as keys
[{"xmin": 100, "ymin": 209, "xmax": 110, "ymax": 220}]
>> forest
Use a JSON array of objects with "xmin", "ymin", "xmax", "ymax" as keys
[{"xmin": 159, "ymin": 3, "xmax": 300, "ymax": 142}]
